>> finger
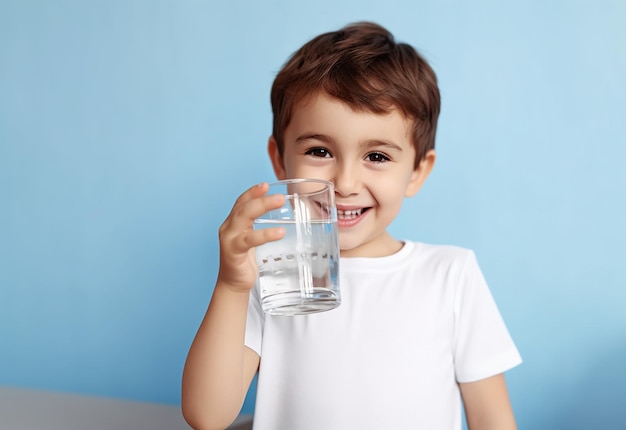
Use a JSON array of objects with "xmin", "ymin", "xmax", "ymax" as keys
[
  {"xmin": 227, "ymin": 189, "xmax": 285, "ymax": 230},
  {"xmin": 224, "ymin": 224, "xmax": 285, "ymax": 257},
  {"xmin": 232, "ymin": 182, "xmax": 270, "ymax": 207},
  {"xmin": 239, "ymin": 225, "xmax": 286, "ymax": 251},
  {"xmin": 221, "ymin": 183, "xmax": 269, "ymax": 231}
]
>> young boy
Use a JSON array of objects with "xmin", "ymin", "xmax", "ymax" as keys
[{"xmin": 182, "ymin": 22, "xmax": 522, "ymax": 430}]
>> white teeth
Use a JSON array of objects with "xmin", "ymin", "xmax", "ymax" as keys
[{"xmin": 337, "ymin": 208, "xmax": 363, "ymax": 219}]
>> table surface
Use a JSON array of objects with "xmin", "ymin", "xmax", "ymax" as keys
[{"xmin": 0, "ymin": 386, "xmax": 253, "ymax": 430}]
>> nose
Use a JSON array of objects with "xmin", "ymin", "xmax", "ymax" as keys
[{"xmin": 332, "ymin": 162, "xmax": 361, "ymax": 197}]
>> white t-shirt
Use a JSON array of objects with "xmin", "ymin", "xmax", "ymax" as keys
[{"xmin": 245, "ymin": 241, "xmax": 522, "ymax": 430}]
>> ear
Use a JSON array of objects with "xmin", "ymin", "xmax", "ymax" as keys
[
  {"xmin": 268, "ymin": 136, "xmax": 287, "ymax": 180},
  {"xmin": 405, "ymin": 150, "xmax": 436, "ymax": 197}
]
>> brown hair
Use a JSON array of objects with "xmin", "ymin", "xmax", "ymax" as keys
[{"xmin": 270, "ymin": 21, "xmax": 440, "ymax": 167}]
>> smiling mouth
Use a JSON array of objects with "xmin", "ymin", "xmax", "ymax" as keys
[{"xmin": 337, "ymin": 208, "xmax": 369, "ymax": 220}]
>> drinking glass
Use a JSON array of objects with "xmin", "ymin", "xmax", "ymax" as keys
[{"xmin": 254, "ymin": 179, "xmax": 341, "ymax": 316}]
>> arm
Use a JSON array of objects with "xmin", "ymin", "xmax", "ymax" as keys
[
  {"xmin": 459, "ymin": 373, "xmax": 517, "ymax": 430},
  {"xmin": 181, "ymin": 286, "xmax": 260, "ymax": 430},
  {"xmin": 181, "ymin": 183, "xmax": 285, "ymax": 430}
]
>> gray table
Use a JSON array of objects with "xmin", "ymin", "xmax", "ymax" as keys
[{"xmin": 0, "ymin": 386, "xmax": 252, "ymax": 430}]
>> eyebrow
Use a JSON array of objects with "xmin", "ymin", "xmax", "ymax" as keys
[
  {"xmin": 295, "ymin": 133, "xmax": 334, "ymax": 144},
  {"xmin": 361, "ymin": 139, "xmax": 404, "ymax": 152},
  {"xmin": 295, "ymin": 134, "xmax": 404, "ymax": 152}
]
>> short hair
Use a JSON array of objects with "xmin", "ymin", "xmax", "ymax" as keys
[{"xmin": 270, "ymin": 21, "xmax": 440, "ymax": 167}]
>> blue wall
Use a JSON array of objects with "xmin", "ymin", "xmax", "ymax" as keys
[{"xmin": 1, "ymin": 1, "xmax": 625, "ymax": 428}]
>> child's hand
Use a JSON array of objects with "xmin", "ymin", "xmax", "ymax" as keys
[{"xmin": 216, "ymin": 182, "xmax": 285, "ymax": 293}]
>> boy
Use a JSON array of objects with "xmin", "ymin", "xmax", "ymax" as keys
[{"xmin": 182, "ymin": 22, "xmax": 522, "ymax": 430}]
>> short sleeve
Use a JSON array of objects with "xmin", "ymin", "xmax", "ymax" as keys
[
  {"xmin": 453, "ymin": 251, "xmax": 522, "ymax": 383},
  {"xmin": 244, "ymin": 282, "xmax": 264, "ymax": 356}
]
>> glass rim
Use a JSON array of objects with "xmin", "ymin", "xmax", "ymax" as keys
[{"xmin": 266, "ymin": 178, "xmax": 334, "ymax": 197}]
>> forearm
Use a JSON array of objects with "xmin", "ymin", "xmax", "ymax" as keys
[
  {"xmin": 466, "ymin": 414, "xmax": 517, "ymax": 430},
  {"xmin": 461, "ymin": 374, "xmax": 517, "ymax": 430},
  {"xmin": 181, "ymin": 284, "xmax": 255, "ymax": 430}
]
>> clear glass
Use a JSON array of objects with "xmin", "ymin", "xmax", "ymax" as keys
[{"xmin": 254, "ymin": 179, "xmax": 341, "ymax": 316}]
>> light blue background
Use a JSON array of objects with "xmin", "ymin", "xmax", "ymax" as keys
[{"xmin": 1, "ymin": 1, "xmax": 625, "ymax": 428}]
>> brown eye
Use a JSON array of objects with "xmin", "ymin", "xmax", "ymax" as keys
[
  {"xmin": 305, "ymin": 147, "xmax": 332, "ymax": 158},
  {"xmin": 366, "ymin": 152, "xmax": 390, "ymax": 163}
]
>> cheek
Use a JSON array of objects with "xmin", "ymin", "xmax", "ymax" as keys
[
  {"xmin": 285, "ymin": 165, "xmax": 309, "ymax": 179},
  {"xmin": 373, "ymin": 178, "xmax": 410, "ymax": 211},
  {"xmin": 374, "ymin": 186, "xmax": 404, "ymax": 208},
  {"xmin": 281, "ymin": 155, "xmax": 302, "ymax": 178},
  {"xmin": 284, "ymin": 159, "xmax": 329, "ymax": 180}
]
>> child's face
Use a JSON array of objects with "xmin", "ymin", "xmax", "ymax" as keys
[{"xmin": 269, "ymin": 92, "xmax": 434, "ymax": 258}]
